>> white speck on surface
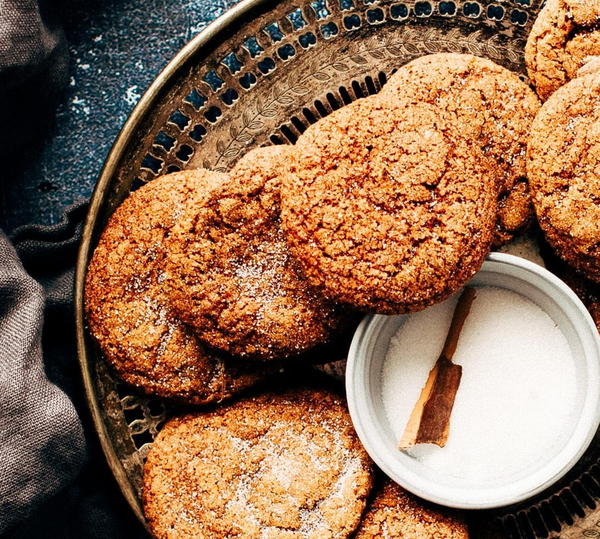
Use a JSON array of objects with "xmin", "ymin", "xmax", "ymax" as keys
[
  {"xmin": 93, "ymin": 34, "xmax": 103, "ymax": 42},
  {"xmin": 189, "ymin": 22, "xmax": 207, "ymax": 36},
  {"xmin": 71, "ymin": 95, "xmax": 90, "ymax": 115},
  {"xmin": 69, "ymin": 76, "xmax": 75, "ymax": 87},
  {"xmin": 135, "ymin": 59, "xmax": 144, "ymax": 70},
  {"xmin": 381, "ymin": 286, "xmax": 577, "ymax": 486},
  {"xmin": 124, "ymin": 85, "xmax": 141, "ymax": 106},
  {"xmin": 79, "ymin": 63, "xmax": 90, "ymax": 70}
]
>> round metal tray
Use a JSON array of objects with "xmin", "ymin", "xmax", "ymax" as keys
[{"xmin": 74, "ymin": 0, "xmax": 600, "ymax": 536}]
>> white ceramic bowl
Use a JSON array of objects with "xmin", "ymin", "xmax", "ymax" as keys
[{"xmin": 346, "ymin": 252, "xmax": 600, "ymax": 509}]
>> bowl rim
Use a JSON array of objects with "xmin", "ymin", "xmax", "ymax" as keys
[{"xmin": 346, "ymin": 252, "xmax": 600, "ymax": 509}]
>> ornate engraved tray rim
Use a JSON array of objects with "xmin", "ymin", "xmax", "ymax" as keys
[{"xmin": 74, "ymin": 0, "xmax": 600, "ymax": 536}]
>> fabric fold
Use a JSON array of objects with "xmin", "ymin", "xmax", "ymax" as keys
[{"xmin": 0, "ymin": 229, "xmax": 86, "ymax": 534}]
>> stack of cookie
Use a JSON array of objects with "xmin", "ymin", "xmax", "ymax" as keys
[
  {"xmin": 525, "ymin": 0, "xmax": 600, "ymax": 329},
  {"xmin": 86, "ymin": 51, "xmax": 542, "ymax": 400},
  {"xmin": 85, "ymin": 24, "xmax": 600, "ymax": 532}
]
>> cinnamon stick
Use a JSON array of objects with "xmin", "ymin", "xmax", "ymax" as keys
[{"xmin": 398, "ymin": 287, "xmax": 476, "ymax": 449}]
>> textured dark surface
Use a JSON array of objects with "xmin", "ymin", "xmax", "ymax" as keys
[{"xmin": 0, "ymin": 0, "xmax": 237, "ymax": 232}]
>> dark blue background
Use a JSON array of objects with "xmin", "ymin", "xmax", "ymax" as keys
[{"xmin": 1, "ymin": 0, "xmax": 237, "ymax": 232}]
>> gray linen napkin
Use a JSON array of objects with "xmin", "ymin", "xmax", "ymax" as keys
[
  {"xmin": 0, "ymin": 228, "xmax": 86, "ymax": 534},
  {"xmin": 0, "ymin": 0, "xmax": 86, "ymax": 533},
  {"xmin": 2, "ymin": 203, "xmax": 147, "ymax": 539}
]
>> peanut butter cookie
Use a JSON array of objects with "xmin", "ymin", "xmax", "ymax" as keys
[
  {"xmin": 85, "ymin": 171, "xmax": 267, "ymax": 403},
  {"xmin": 380, "ymin": 53, "xmax": 540, "ymax": 245},
  {"xmin": 525, "ymin": 0, "xmax": 600, "ymax": 101},
  {"xmin": 355, "ymin": 480, "xmax": 469, "ymax": 538},
  {"xmin": 165, "ymin": 146, "xmax": 345, "ymax": 361},
  {"xmin": 142, "ymin": 387, "xmax": 374, "ymax": 538},
  {"xmin": 527, "ymin": 71, "xmax": 600, "ymax": 283},
  {"xmin": 281, "ymin": 96, "xmax": 498, "ymax": 314}
]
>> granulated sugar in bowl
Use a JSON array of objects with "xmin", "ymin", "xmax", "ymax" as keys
[{"xmin": 346, "ymin": 253, "xmax": 600, "ymax": 509}]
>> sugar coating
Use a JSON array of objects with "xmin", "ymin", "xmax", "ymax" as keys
[
  {"xmin": 380, "ymin": 53, "xmax": 540, "ymax": 246},
  {"xmin": 281, "ymin": 95, "xmax": 498, "ymax": 314},
  {"xmin": 526, "ymin": 0, "xmax": 600, "ymax": 101},
  {"xmin": 85, "ymin": 170, "xmax": 268, "ymax": 403},
  {"xmin": 527, "ymin": 71, "xmax": 600, "ymax": 283},
  {"xmin": 165, "ymin": 146, "xmax": 345, "ymax": 361},
  {"xmin": 142, "ymin": 388, "xmax": 374, "ymax": 538},
  {"xmin": 354, "ymin": 480, "xmax": 468, "ymax": 538},
  {"xmin": 382, "ymin": 286, "xmax": 577, "ymax": 486}
]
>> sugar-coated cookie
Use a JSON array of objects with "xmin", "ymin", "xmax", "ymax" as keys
[
  {"xmin": 143, "ymin": 387, "xmax": 374, "ymax": 538},
  {"xmin": 355, "ymin": 480, "xmax": 469, "ymax": 538},
  {"xmin": 165, "ymin": 146, "xmax": 346, "ymax": 361},
  {"xmin": 85, "ymin": 171, "xmax": 268, "ymax": 403},
  {"xmin": 526, "ymin": 0, "xmax": 600, "ymax": 100},
  {"xmin": 380, "ymin": 53, "xmax": 540, "ymax": 245},
  {"xmin": 281, "ymin": 96, "xmax": 498, "ymax": 314},
  {"xmin": 528, "ymin": 71, "xmax": 600, "ymax": 283}
]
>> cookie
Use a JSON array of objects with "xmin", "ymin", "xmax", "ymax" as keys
[
  {"xmin": 85, "ymin": 170, "xmax": 268, "ymax": 403},
  {"xmin": 142, "ymin": 387, "xmax": 374, "ymax": 538},
  {"xmin": 281, "ymin": 96, "xmax": 498, "ymax": 314},
  {"xmin": 525, "ymin": 0, "xmax": 600, "ymax": 101},
  {"xmin": 527, "ymin": 71, "xmax": 600, "ymax": 283},
  {"xmin": 379, "ymin": 53, "xmax": 541, "ymax": 245},
  {"xmin": 355, "ymin": 480, "xmax": 469, "ymax": 538},
  {"xmin": 165, "ymin": 146, "xmax": 345, "ymax": 361},
  {"xmin": 576, "ymin": 56, "xmax": 600, "ymax": 78}
]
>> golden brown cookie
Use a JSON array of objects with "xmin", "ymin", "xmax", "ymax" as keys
[
  {"xmin": 142, "ymin": 387, "xmax": 374, "ymax": 538},
  {"xmin": 355, "ymin": 480, "xmax": 469, "ymax": 538},
  {"xmin": 281, "ymin": 96, "xmax": 498, "ymax": 314},
  {"xmin": 577, "ymin": 56, "xmax": 600, "ymax": 78},
  {"xmin": 379, "ymin": 53, "xmax": 541, "ymax": 245},
  {"xmin": 85, "ymin": 171, "xmax": 267, "ymax": 403},
  {"xmin": 525, "ymin": 0, "xmax": 600, "ymax": 101},
  {"xmin": 165, "ymin": 146, "xmax": 345, "ymax": 361},
  {"xmin": 527, "ymin": 71, "xmax": 600, "ymax": 283}
]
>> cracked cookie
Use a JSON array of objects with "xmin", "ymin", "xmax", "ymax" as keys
[
  {"xmin": 379, "ymin": 53, "xmax": 540, "ymax": 245},
  {"xmin": 527, "ymin": 71, "xmax": 600, "ymax": 283},
  {"xmin": 355, "ymin": 480, "xmax": 469, "ymax": 538},
  {"xmin": 142, "ymin": 387, "xmax": 374, "ymax": 538},
  {"xmin": 281, "ymin": 96, "xmax": 498, "ymax": 314},
  {"xmin": 85, "ymin": 170, "xmax": 268, "ymax": 403},
  {"xmin": 165, "ymin": 146, "xmax": 346, "ymax": 361},
  {"xmin": 525, "ymin": 0, "xmax": 600, "ymax": 101}
]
